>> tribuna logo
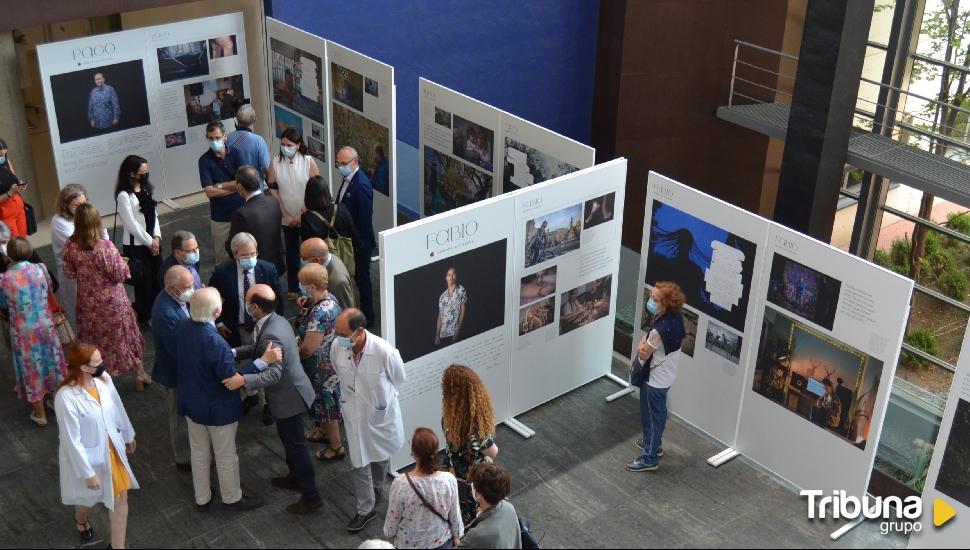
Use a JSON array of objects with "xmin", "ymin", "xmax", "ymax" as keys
[{"xmin": 801, "ymin": 490, "xmax": 923, "ymax": 535}]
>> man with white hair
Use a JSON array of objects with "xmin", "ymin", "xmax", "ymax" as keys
[
  {"xmin": 335, "ymin": 145, "xmax": 375, "ymax": 325},
  {"xmin": 176, "ymin": 287, "xmax": 279, "ymax": 512},
  {"xmin": 227, "ymin": 104, "xmax": 270, "ymax": 189}
]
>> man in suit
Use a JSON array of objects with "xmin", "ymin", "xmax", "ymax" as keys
[
  {"xmin": 208, "ymin": 232, "xmax": 285, "ymax": 347},
  {"xmin": 176, "ymin": 287, "xmax": 274, "ymax": 512},
  {"xmin": 223, "ymin": 283, "xmax": 321, "ymax": 514},
  {"xmin": 151, "ymin": 265, "xmax": 195, "ymax": 471},
  {"xmin": 334, "ymin": 146, "xmax": 375, "ymax": 325},
  {"xmin": 158, "ymin": 230, "xmax": 203, "ymax": 290},
  {"xmin": 225, "ymin": 165, "xmax": 285, "ymax": 276},
  {"xmin": 299, "ymin": 237, "xmax": 356, "ymax": 310}
]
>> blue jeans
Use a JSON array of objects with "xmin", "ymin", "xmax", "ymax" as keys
[
  {"xmin": 283, "ymin": 226, "xmax": 302, "ymax": 293},
  {"xmin": 640, "ymin": 384, "xmax": 669, "ymax": 464}
]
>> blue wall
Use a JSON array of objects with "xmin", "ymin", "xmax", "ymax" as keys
[{"xmin": 270, "ymin": 0, "xmax": 600, "ymax": 148}]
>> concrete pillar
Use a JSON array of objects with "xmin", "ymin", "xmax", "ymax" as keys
[{"xmin": 0, "ymin": 32, "xmax": 43, "ymax": 216}]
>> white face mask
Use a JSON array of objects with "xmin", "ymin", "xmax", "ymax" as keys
[{"xmin": 178, "ymin": 288, "xmax": 195, "ymax": 303}]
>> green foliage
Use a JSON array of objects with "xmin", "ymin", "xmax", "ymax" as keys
[
  {"xmin": 872, "ymin": 249, "xmax": 892, "ymax": 268},
  {"xmin": 940, "ymin": 268, "xmax": 969, "ymax": 300},
  {"xmin": 924, "ymin": 231, "xmax": 942, "ymax": 256},
  {"xmin": 890, "ymin": 237, "xmax": 911, "ymax": 267},
  {"xmin": 947, "ymin": 211, "xmax": 970, "ymax": 236},
  {"xmin": 926, "ymin": 247, "xmax": 956, "ymax": 277},
  {"xmin": 903, "ymin": 328, "xmax": 940, "ymax": 370}
]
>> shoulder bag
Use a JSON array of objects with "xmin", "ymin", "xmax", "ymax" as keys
[
  {"xmin": 112, "ymin": 194, "xmax": 143, "ymax": 286},
  {"xmin": 404, "ymin": 473, "xmax": 452, "ymax": 528},
  {"xmin": 311, "ymin": 208, "xmax": 356, "ymax": 278}
]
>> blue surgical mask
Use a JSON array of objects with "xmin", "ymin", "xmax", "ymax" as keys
[
  {"xmin": 281, "ymin": 146, "xmax": 297, "ymax": 158},
  {"xmin": 0, "ymin": 156, "xmax": 6, "ymax": 166},
  {"xmin": 239, "ymin": 256, "xmax": 257, "ymax": 271},
  {"xmin": 210, "ymin": 139, "xmax": 225, "ymax": 153},
  {"xmin": 184, "ymin": 251, "xmax": 200, "ymax": 265},
  {"xmin": 338, "ymin": 164, "xmax": 353, "ymax": 178},
  {"xmin": 336, "ymin": 331, "xmax": 357, "ymax": 349},
  {"xmin": 646, "ymin": 298, "xmax": 659, "ymax": 315},
  {"xmin": 298, "ymin": 282, "xmax": 309, "ymax": 296}
]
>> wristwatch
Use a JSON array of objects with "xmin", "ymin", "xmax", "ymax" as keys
[{"xmin": 216, "ymin": 183, "xmax": 224, "ymax": 190}]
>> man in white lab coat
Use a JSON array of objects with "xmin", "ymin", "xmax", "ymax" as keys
[{"xmin": 330, "ymin": 308, "xmax": 406, "ymax": 532}]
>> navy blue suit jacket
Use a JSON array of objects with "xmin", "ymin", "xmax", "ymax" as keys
[
  {"xmin": 338, "ymin": 169, "xmax": 375, "ymax": 255},
  {"xmin": 150, "ymin": 291, "xmax": 188, "ymax": 388},
  {"xmin": 175, "ymin": 319, "xmax": 241, "ymax": 426},
  {"xmin": 207, "ymin": 259, "xmax": 285, "ymax": 331}
]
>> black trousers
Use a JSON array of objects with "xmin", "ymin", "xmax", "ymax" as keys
[
  {"xmin": 126, "ymin": 244, "xmax": 161, "ymax": 323},
  {"xmin": 276, "ymin": 413, "xmax": 319, "ymax": 500},
  {"xmin": 354, "ymin": 243, "xmax": 374, "ymax": 324}
]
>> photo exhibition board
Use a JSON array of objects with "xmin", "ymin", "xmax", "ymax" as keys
[
  {"xmin": 500, "ymin": 111, "xmax": 595, "ymax": 195},
  {"xmin": 909, "ymin": 329, "xmax": 970, "ymax": 547},
  {"xmin": 634, "ymin": 172, "xmax": 770, "ymax": 446},
  {"xmin": 379, "ymin": 195, "xmax": 514, "ymax": 470},
  {"xmin": 37, "ymin": 13, "xmax": 249, "ymax": 213},
  {"xmin": 419, "ymin": 78, "xmax": 503, "ymax": 218},
  {"xmin": 736, "ymin": 223, "xmax": 912, "ymax": 499},
  {"xmin": 510, "ymin": 159, "xmax": 627, "ymax": 416},
  {"xmin": 327, "ymin": 40, "xmax": 396, "ymax": 243},
  {"xmin": 266, "ymin": 18, "xmax": 330, "ymax": 174}
]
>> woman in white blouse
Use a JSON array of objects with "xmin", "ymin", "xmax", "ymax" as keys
[
  {"xmin": 114, "ymin": 155, "xmax": 161, "ymax": 326},
  {"xmin": 267, "ymin": 127, "xmax": 318, "ymax": 301},
  {"xmin": 384, "ymin": 428, "xmax": 463, "ymax": 549},
  {"xmin": 51, "ymin": 184, "xmax": 104, "ymax": 330}
]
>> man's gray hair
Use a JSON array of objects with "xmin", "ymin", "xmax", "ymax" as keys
[
  {"xmin": 230, "ymin": 232, "xmax": 257, "ymax": 255},
  {"xmin": 338, "ymin": 146, "xmax": 359, "ymax": 161},
  {"xmin": 0, "ymin": 221, "xmax": 10, "ymax": 242},
  {"xmin": 164, "ymin": 265, "xmax": 191, "ymax": 289},
  {"xmin": 189, "ymin": 287, "xmax": 222, "ymax": 322},
  {"xmin": 171, "ymin": 230, "xmax": 196, "ymax": 252},
  {"xmin": 236, "ymin": 104, "xmax": 256, "ymax": 127}
]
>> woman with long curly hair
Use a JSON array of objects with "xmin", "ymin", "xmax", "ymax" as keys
[{"xmin": 440, "ymin": 364, "xmax": 498, "ymax": 524}]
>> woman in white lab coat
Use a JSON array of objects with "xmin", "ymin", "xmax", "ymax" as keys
[{"xmin": 55, "ymin": 342, "xmax": 138, "ymax": 549}]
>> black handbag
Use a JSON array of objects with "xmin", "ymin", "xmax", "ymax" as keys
[
  {"xmin": 24, "ymin": 202, "xmax": 37, "ymax": 235},
  {"xmin": 630, "ymin": 355, "xmax": 651, "ymax": 387},
  {"xmin": 112, "ymin": 197, "xmax": 144, "ymax": 286},
  {"xmin": 519, "ymin": 516, "xmax": 541, "ymax": 549}
]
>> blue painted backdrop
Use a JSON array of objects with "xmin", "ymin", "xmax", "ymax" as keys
[{"xmin": 270, "ymin": 0, "xmax": 600, "ymax": 216}]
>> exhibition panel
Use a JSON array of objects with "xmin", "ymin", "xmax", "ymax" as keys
[
  {"xmin": 909, "ymin": 330, "xmax": 970, "ymax": 547},
  {"xmin": 510, "ymin": 159, "xmax": 626, "ymax": 416},
  {"xmin": 500, "ymin": 111, "xmax": 595, "ymax": 194},
  {"xmin": 37, "ymin": 13, "xmax": 250, "ymax": 212},
  {"xmin": 379, "ymin": 194, "xmax": 515, "ymax": 469},
  {"xmin": 266, "ymin": 18, "xmax": 329, "ymax": 169},
  {"xmin": 737, "ymin": 223, "xmax": 912, "ymax": 498},
  {"xmin": 326, "ymin": 40, "xmax": 396, "ymax": 239},
  {"xmin": 634, "ymin": 172, "xmax": 770, "ymax": 446}
]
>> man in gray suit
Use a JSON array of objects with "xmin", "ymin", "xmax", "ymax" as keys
[
  {"xmin": 222, "ymin": 284, "xmax": 321, "ymax": 514},
  {"xmin": 300, "ymin": 237, "xmax": 357, "ymax": 310}
]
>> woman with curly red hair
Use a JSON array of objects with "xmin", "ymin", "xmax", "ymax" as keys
[{"xmin": 441, "ymin": 364, "xmax": 498, "ymax": 523}]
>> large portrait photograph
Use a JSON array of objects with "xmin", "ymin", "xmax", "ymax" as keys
[
  {"xmin": 524, "ymin": 204, "xmax": 582, "ymax": 269},
  {"xmin": 331, "ymin": 62, "xmax": 364, "ymax": 112},
  {"xmin": 393, "ymin": 239, "xmax": 507, "ymax": 363},
  {"xmin": 935, "ymin": 398, "xmax": 970, "ymax": 508},
  {"xmin": 452, "ymin": 115, "xmax": 494, "ymax": 172},
  {"xmin": 332, "ymin": 103, "xmax": 391, "ymax": 196},
  {"xmin": 503, "ymin": 137, "xmax": 578, "ymax": 193},
  {"xmin": 271, "ymin": 38, "xmax": 324, "ymax": 123},
  {"xmin": 156, "ymin": 41, "xmax": 209, "ymax": 84},
  {"xmin": 424, "ymin": 146, "xmax": 492, "ymax": 216},
  {"xmin": 751, "ymin": 307, "xmax": 883, "ymax": 450},
  {"xmin": 644, "ymin": 200, "xmax": 757, "ymax": 333},
  {"xmin": 767, "ymin": 253, "xmax": 842, "ymax": 331},
  {"xmin": 184, "ymin": 75, "xmax": 244, "ymax": 127},
  {"xmin": 559, "ymin": 275, "xmax": 612, "ymax": 336},
  {"xmin": 49, "ymin": 60, "xmax": 152, "ymax": 144}
]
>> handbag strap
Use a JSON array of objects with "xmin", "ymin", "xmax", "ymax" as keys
[
  {"xmin": 311, "ymin": 208, "xmax": 346, "ymax": 239},
  {"xmin": 405, "ymin": 473, "xmax": 451, "ymax": 528}
]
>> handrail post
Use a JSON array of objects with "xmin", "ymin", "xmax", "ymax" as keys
[{"xmin": 729, "ymin": 42, "xmax": 740, "ymax": 106}]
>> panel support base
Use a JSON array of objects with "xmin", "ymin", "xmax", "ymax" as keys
[
  {"xmin": 707, "ymin": 448, "xmax": 740, "ymax": 467},
  {"xmin": 605, "ymin": 372, "xmax": 635, "ymax": 402},
  {"xmin": 504, "ymin": 418, "xmax": 535, "ymax": 439}
]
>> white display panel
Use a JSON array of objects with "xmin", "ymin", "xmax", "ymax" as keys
[
  {"xmin": 501, "ymin": 112, "xmax": 595, "ymax": 194},
  {"xmin": 510, "ymin": 159, "xmax": 626, "ymax": 416},
  {"xmin": 37, "ymin": 13, "xmax": 249, "ymax": 213},
  {"xmin": 379, "ymin": 196, "xmax": 514, "ymax": 469},
  {"xmin": 327, "ymin": 41, "xmax": 396, "ymax": 241},
  {"xmin": 634, "ymin": 173, "xmax": 770, "ymax": 446},
  {"xmin": 736, "ymin": 223, "xmax": 912, "ymax": 499},
  {"xmin": 909, "ymin": 330, "xmax": 970, "ymax": 547},
  {"xmin": 266, "ymin": 18, "xmax": 329, "ymax": 171},
  {"xmin": 419, "ymin": 78, "xmax": 502, "ymax": 217}
]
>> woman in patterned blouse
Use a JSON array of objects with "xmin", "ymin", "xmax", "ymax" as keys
[
  {"xmin": 441, "ymin": 365, "xmax": 498, "ymax": 524},
  {"xmin": 435, "ymin": 267, "xmax": 466, "ymax": 348}
]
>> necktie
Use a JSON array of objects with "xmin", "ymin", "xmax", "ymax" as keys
[{"xmin": 243, "ymin": 269, "xmax": 254, "ymax": 329}]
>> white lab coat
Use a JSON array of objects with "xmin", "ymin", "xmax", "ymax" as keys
[
  {"xmin": 331, "ymin": 331, "xmax": 406, "ymax": 468},
  {"xmin": 54, "ymin": 374, "xmax": 138, "ymax": 510}
]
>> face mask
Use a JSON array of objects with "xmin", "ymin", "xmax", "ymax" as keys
[
  {"xmin": 336, "ymin": 330, "xmax": 358, "ymax": 349},
  {"xmin": 239, "ymin": 256, "xmax": 257, "ymax": 271},
  {"xmin": 646, "ymin": 298, "xmax": 659, "ymax": 316},
  {"xmin": 0, "ymin": 244, "xmax": 6, "ymax": 256},
  {"xmin": 184, "ymin": 251, "xmax": 200, "ymax": 265},
  {"xmin": 139, "ymin": 172, "xmax": 150, "ymax": 186},
  {"xmin": 246, "ymin": 303, "xmax": 259, "ymax": 318},
  {"xmin": 298, "ymin": 282, "xmax": 309, "ymax": 297},
  {"xmin": 210, "ymin": 139, "xmax": 225, "ymax": 153},
  {"xmin": 338, "ymin": 164, "xmax": 353, "ymax": 178},
  {"xmin": 89, "ymin": 362, "xmax": 107, "ymax": 378},
  {"xmin": 0, "ymin": 156, "xmax": 6, "ymax": 166},
  {"xmin": 281, "ymin": 146, "xmax": 297, "ymax": 158},
  {"xmin": 178, "ymin": 288, "xmax": 194, "ymax": 303}
]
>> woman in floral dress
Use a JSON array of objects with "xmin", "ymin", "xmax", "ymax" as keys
[
  {"xmin": 0, "ymin": 237, "xmax": 66, "ymax": 426},
  {"xmin": 62, "ymin": 204, "xmax": 146, "ymax": 389},
  {"xmin": 295, "ymin": 263, "xmax": 345, "ymax": 461}
]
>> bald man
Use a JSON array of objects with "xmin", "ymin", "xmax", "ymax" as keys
[
  {"xmin": 300, "ymin": 237, "xmax": 357, "ymax": 310},
  {"xmin": 223, "ymin": 284, "xmax": 321, "ymax": 514}
]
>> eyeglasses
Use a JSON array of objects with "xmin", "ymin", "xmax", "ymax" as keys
[{"xmin": 335, "ymin": 158, "xmax": 357, "ymax": 168}]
